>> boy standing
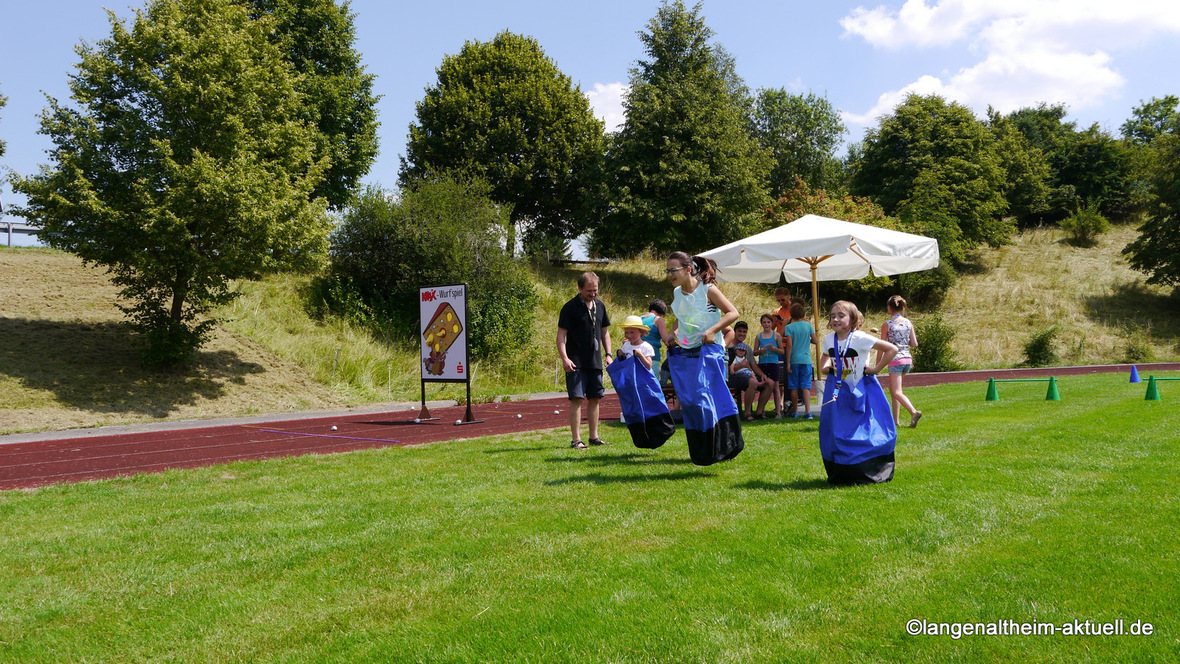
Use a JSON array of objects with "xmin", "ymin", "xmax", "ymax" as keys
[{"xmin": 783, "ymin": 302, "xmax": 818, "ymax": 419}]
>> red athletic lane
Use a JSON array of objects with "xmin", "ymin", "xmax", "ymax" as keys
[
  {"xmin": 4, "ymin": 362, "xmax": 1176, "ymax": 491},
  {"xmin": 0, "ymin": 397, "xmax": 621, "ymax": 490}
]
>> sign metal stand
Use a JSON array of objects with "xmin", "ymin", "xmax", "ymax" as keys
[{"xmin": 416, "ymin": 283, "xmax": 483, "ymax": 425}]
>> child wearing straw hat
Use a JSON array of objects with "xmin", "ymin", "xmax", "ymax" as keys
[{"xmin": 619, "ymin": 315, "xmax": 657, "ymax": 377}]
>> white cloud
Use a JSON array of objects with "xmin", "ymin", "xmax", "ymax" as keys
[
  {"xmin": 841, "ymin": 0, "xmax": 1180, "ymax": 124},
  {"xmin": 585, "ymin": 82, "xmax": 628, "ymax": 133}
]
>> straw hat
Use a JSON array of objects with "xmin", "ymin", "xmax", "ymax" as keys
[{"xmin": 620, "ymin": 315, "xmax": 650, "ymax": 333}]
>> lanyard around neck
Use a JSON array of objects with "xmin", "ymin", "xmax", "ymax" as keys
[{"xmin": 834, "ymin": 334, "xmax": 852, "ymax": 384}]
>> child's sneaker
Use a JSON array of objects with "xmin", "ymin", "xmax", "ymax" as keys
[{"xmin": 804, "ymin": 413, "xmax": 815, "ymax": 420}]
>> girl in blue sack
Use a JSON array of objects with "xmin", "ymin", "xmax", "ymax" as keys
[
  {"xmin": 665, "ymin": 251, "xmax": 744, "ymax": 466},
  {"xmin": 818, "ymin": 301, "xmax": 900, "ymax": 485}
]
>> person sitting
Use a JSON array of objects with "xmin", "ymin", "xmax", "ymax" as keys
[{"xmin": 726, "ymin": 321, "xmax": 774, "ymax": 421}]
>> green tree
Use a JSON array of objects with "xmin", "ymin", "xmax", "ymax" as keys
[
  {"xmin": 400, "ymin": 31, "xmax": 605, "ymax": 252},
  {"xmin": 1124, "ymin": 131, "xmax": 1180, "ymax": 286},
  {"xmin": 596, "ymin": 0, "xmax": 771, "ymax": 256},
  {"xmin": 325, "ymin": 178, "xmax": 537, "ymax": 358},
  {"xmin": 1058, "ymin": 124, "xmax": 1135, "ymax": 220},
  {"xmin": 752, "ymin": 88, "xmax": 846, "ymax": 195},
  {"xmin": 244, "ymin": 0, "xmax": 379, "ymax": 210},
  {"xmin": 850, "ymin": 93, "xmax": 1011, "ymax": 262},
  {"xmin": 987, "ymin": 107, "xmax": 1051, "ymax": 226},
  {"xmin": 1121, "ymin": 95, "xmax": 1180, "ymax": 146},
  {"xmin": 12, "ymin": 0, "xmax": 330, "ymax": 366},
  {"xmin": 1007, "ymin": 104, "xmax": 1135, "ymax": 221}
]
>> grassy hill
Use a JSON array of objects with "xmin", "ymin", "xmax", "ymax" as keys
[{"xmin": 3, "ymin": 223, "xmax": 1178, "ymax": 434}]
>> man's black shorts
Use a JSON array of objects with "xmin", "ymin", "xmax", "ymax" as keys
[
  {"xmin": 727, "ymin": 372, "xmax": 751, "ymax": 392},
  {"xmin": 566, "ymin": 367, "xmax": 605, "ymax": 400}
]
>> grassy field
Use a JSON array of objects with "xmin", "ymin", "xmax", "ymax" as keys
[
  {"xmin": 3, "ymin": 223, "xmax": 1179, "ymax": 434},
  {"xmin": 1, "ymin": 373, "xmax": 1177, "ymax": 662}
]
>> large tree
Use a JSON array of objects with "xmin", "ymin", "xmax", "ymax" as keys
[
  {"xmin": 850, "ymin": 93, "xmax": 1010, "ymax": 262},
  {"xmin": 400, "ymin": 31, "xmax": 605, "ymax": 251},
  {"xmin": 986, "ymin": 107, "xmax": 1052, "ymax": 226},
  {"xmin": 1007, "ymin": 103, "xmax": 1135, "ymax": 221},
  {"xmin": 595, "ymin": 0, "xmax": 771, "ymax": 256},
  {"xmin": 13, "ymin": 0, "xmax": 330, "ymax": 366},
  {"xmin": 1124, "ymin": 128, "xmax": 1180, "ymax": 286},
  {"xmin": 244, "ymin": 0, "xmax": 378, "ymax": 209},
  {"xmin": 751, "ymin": 88, "xmax": 846, "ymax": 195},
  {"xmin": 1121, "ymin": 96, "xmax": 1180, "ymax": 146}
]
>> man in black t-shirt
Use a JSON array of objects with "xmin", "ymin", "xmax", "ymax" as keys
[{"xmin": 556, "ymin": 272, "xmax": 613, "ymax": 449}]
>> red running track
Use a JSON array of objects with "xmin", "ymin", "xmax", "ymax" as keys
[
  {"xmin": 3, "ymin": 362, "xmax": 1176, "ymax": 490},
  {"xmin": 0, "ymin": 398, "xmax": 620, "ymax": 491}
]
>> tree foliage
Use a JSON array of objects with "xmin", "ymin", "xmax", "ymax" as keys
[
  {"xmin": 244, "ymin": 0, "xmax": 379, "ymax": 210},
  {"xmin": 324, "ymin": 178, "xmax": 537, "ymax": 359},
  {"xmin": 751, "ymin": 88, "xmax": 846, "ymax": 196},
  {"xmin": 987, "ymin": 108, "xmax": 1051, "ymax": 226},
  {"xmin": 1007, "ymin": 103, "xmax": 1134, "ymax": 222},
  {"xmin": 1124, "ymin": 131, "xmax": 1180, "ymax": 286},
  {"xmin": 594, "ymin": 0, "xmax": 771, "ymax": 256},
  {"xmin": 850, "ymin": 94, "xmax": 1012, "ymax": 264},
  {"xmin": 1121, "ymin": 95, "xmax": 1180, "ymax": 146},
  {"xmin": 12, "ymin": 0, "xmax": 330, "ymax": 366},
  {"xmin": 400, "ymin": 31, "xmax": 605, "ymax": 250}
]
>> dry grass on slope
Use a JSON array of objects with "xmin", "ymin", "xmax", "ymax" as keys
[
  {"xmin": 935, "ymin": 224, "xmax": 1180, "ymax": 368},
  {"xmin": 0, "ymin": 248, "xmax": 344, "ymax": 434}
]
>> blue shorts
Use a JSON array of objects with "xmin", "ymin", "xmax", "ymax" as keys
[
  {"xmin": 888, "ymin": 363, "xmax": 913, "ymax": 375},
  {"xmin": 566, "ymin": 367, "xmax": 605, "ymax": 400},
  {"xmin": 787, "ymin": 364, "xmax": 813, "ymax": 390}
]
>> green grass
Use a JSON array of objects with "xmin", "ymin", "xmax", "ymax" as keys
[{"xmin": 2, "ymin": 373, "xmax": 1177, "ymax": 662}]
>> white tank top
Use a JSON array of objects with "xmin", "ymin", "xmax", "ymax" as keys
[{"xmin": 672, "ymin": 283, "xmax": 721, "ymax": 348}]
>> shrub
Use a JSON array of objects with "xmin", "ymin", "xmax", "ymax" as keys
[
  {"xmin": 324, "ymin": 178, "xmax": 537, "ymax": 359},
  {"xmin": 911, "ymin": 313, "xmax": 963, "ymax": 372},
  {"xmin": 1059, "ymin": 200, "xmax": 1110, "ymax": 245},
  {"xmin": 1120, "ymin": 323, "xmax": 1155, "ymax": 364},
  {"xmin": 1021, "ymin": 326, "xmax": 1060, "ymax": 367}
]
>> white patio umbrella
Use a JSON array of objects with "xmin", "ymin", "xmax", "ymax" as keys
[{"xmin": 700, "ymin": 214, "xmax": 939, "ymax": 368}]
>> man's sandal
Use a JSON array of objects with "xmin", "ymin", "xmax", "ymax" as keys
[{"xmin": 570, "ymin": 440, "xmax": 588, "ymax": 449}]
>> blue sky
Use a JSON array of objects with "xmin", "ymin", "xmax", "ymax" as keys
[{"xmin": 4, "ymin": 0, "xmax": 1180, "ymax": 245}]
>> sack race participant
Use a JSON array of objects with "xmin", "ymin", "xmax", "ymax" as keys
[
  {"xmin": 818, "ymin": 300, "xmax": 899, "ymax": 485},
  {"xmin": 668, "ymin": 344, "xmax": 743, "ymax": 464},
  {"xmin": 665, "ymin": 252, "xmax": 744, "ymax": 466},
  {"xmin": 606, "ymin": 354, "xmax": 675, "ymax": 449}
]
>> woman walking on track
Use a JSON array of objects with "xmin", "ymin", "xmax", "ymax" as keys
[
  {"xmin": 665, "ymin": 251, "xmax": 744, "ymax": 466},
  {"xmin": 880, "ymin": 295, "xmax": 922, "ymax": 428}
]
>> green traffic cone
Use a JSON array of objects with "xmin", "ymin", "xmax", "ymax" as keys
[
  {"xmin": 1045, "ymin": 376, "xmax": 1061, "ymax": 401},
  {"xmin": 1145, "ymin": 375, "xmax": 1161, "ymax": 401},
  {"xmin": 985, "ymin": 377, "xmax": 999, "ymax": 401}
]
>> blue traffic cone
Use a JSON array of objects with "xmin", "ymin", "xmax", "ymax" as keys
[{"xmin": 1129, "ymin": 365, "xmax": 1141, "ymax": 383}]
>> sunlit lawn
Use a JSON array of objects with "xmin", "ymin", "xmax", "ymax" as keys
[{"xmin": 1, "ymin": 373, "xmax": 1177, "ymax": 662}]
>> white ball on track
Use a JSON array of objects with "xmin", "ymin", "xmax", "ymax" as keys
[
  {"xmin": 455, "ymin": 419, "xmax": 463, "ymax": 425},
  {"xmin": 330, "ymin": 425, "xmax": 338, "ymax": 431}
]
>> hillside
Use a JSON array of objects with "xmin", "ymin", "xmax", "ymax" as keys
[{"xmin": 2, "ymin": 224, "xmax": 1178, "ymax": 434}]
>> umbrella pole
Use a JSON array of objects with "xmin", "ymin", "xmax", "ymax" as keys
[{"xmin": 810, "ymin": 262, "xmax": 821, "ymax": 372}]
